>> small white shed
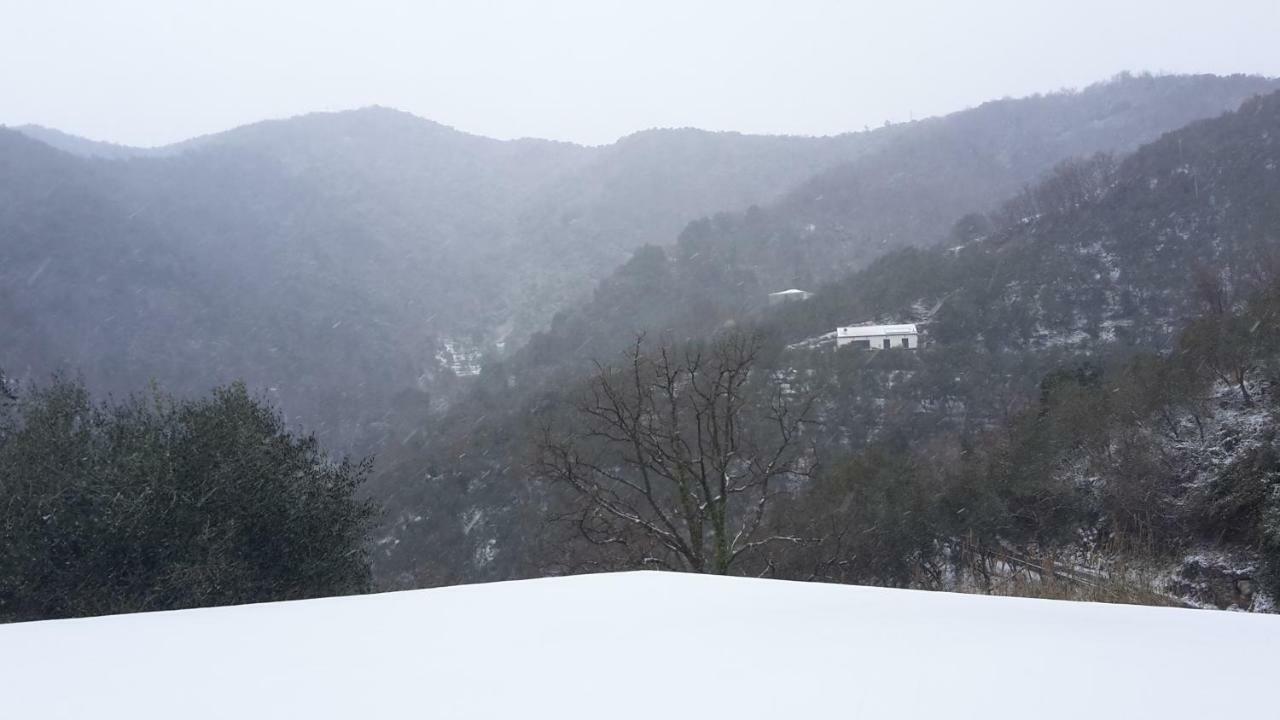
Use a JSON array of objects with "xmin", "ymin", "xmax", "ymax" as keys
[
  {"xmin": 836, "ymin": 323, "xmax": 919, "ymax": 349},
  {"xmin": 768, "ymin": 289, "xmax": 814, "ymax": 305}
]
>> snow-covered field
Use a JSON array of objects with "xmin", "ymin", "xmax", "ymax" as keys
[{"xmin": 2, "ymin": 571, "xmax": 1277, "ymax": 719}]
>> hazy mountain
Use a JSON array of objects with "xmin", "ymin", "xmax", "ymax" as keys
[
  {"xmin": 1, "ymin": 109, "xmax": 876, "ymax": 447},
  {"xmin": 7, "ymin": 69, "xmax": 1280, "ymax": 612},
  {"xmin": 550, "ymin": 73, "xmax": 1280, "ymax": 361},
  {"xmin": 445, "ymin": 74, "xmax": 1278, "ymax": 410},
  {"xmin": 9, "ymin": 124, "xmax": 175, "ymax": 160},
  {"xmin": 773, "ymin": 87, "xmax": 1280, "ymax": 353},
  {"xmin": 2, "ymin": 73, "xmax": 1274, "ymax": 463},
  {"xmin": 368, "ymin": 82, "xmax": 1280, "ymax": 589}
]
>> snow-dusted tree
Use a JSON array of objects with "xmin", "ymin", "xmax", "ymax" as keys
[
  {"xmin": 0, "ymin": 378, "xmax": 376, "ymax": 622},
  {"xmin": 535, "ymin": 331, "xmax": 815, "ymax": 575},
  {"xmin": 1180, "ymin": 270, "xmax": 1280, "ymax": 406}
]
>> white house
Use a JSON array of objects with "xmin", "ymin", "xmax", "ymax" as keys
[
  {"xmin": 768, "ymin": 288, "xmax": 813, "ymax": 305},
  {"xmin": 836, "ymin": 323, "xmax": 919, "ymax": 349}
]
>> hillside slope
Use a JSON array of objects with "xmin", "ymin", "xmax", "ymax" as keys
[
  {"xmin": 773, "ymin": 85, "xmax": 1280, "ymax": 351},
  {"xmin": 0, "ymin": 111, "xmax": 870, "ymax": 446},
  {"xmin": 371, "ymin": 86, "xmax": 1280, "ymax": 589},
  {"xmin": 495, "ymin": 73, "xmax": 1280, "ymax": 397},
  {"xmin": 2, "ymin": 74, "xmax": 1273, "ymax": 455}
]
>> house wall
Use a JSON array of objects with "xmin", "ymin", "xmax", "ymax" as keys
[{"xmin": 836, "ymin": 333, "xmax": 918, "ymax": 349}]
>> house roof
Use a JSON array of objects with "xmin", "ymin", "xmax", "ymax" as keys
[
  {"xmin": 3, "ymin": 571, "xmax": 1277, "ymax": 719},
  {"xmin": 838, "ymin": 323, "xmax": 918, "ymax": 337}
]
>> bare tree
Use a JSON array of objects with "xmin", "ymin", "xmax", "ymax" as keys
[{"xmin": 535, "ymin": 331, "xmax": 815, "ymax": 574}]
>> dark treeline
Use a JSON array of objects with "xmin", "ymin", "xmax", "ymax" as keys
[
  {"xmin": 0, "ymin": 377, "xmax": 374, "ymax": 622},
  {"xmin": 779, "ymin": 277, "xmax": 1280, "ymax": 604},
  {"xmin": 7, "ymin": 271, "xmax": 1277, "ymax": 621},
  {"xmin": 520, "ymin": 272, "xmax": 1280, "ymax": 608}
]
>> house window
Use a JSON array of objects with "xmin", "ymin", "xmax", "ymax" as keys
[
  {"xmin": 882, "ymin": 339, "xmax": 891, "ymax": 349},
  {"xmin": 852, "ymin": 339, "xmax": 870, "ymax": 349},
  {"xmin": 901, "ymin": 338, "xmax": 909, "ymax": 348}
]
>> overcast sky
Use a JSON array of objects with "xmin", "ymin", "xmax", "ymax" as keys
[{"xmin": 3, "ymin": 0, "xmax": 1279, "ymax": 147}]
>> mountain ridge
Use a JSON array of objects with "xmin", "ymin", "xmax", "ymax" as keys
[
  {"xmin": 19, "ymin": 71, "xmax": 1276, "ymax": 158},
  {"xmin": 4, "ymin": 73, "xmax": 1275, "ymax": 460},
  {"xmin": 365, "ymin": 78, "xmax": 1280, "ymax": 587}
]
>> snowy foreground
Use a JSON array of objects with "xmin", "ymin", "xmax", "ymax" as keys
[{"xmin": 3, "ymin": 572, "xmax": 1278, "ymax": 719}]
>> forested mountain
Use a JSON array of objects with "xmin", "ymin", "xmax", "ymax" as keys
[
  {"xmin": 3, "ymin": 74, "xmax": 1268, "ymax": 456},
  {"xmin": 2, "ymin": 74, "xmax": 1269, "ymax": 448},
  {"xmin": 6, "ymin": 74, "xmax": 1280, "ymax": 602},
  {"xmin": 371, "ymin": 85, "xmax": 1280, "ymax": 599},
  {"xmin": 1, "ymin": 110, "xmax": 874, "ymax": 447},
  {"xmin": 12, "ymin": 125, "xmax": 176, "ymax": 160},
  {"xmin": 512, "ymin": 73, "xmax": 1280, "ymax": 378}
]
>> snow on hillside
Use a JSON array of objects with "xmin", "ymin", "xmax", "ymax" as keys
[
  {"xmin": 2, "ymin": 572, "xmax": 1278, "ymax": 719},
  {"xmin": 435, "ymin": 337, "xmax": 484, "ymax": 377}
]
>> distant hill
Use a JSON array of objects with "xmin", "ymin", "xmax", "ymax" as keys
[
  {"xmin": 9, "ymin": 124, "xmax": 173, "ymax": 159},
  {"xmin": 0, "ymin": 108, "xmax": 876, "ymax": 446},
  {"xmin": 773, "ymin": 86, "xmax": 1280, "ymax": 353},
  {"xmin": 3, "ymin": 73, "xmax": 1275, "ymax": 462},
  {"xmin": 463, "ymin": 73, "xmax": 1279, "ymax": 405},
  {"xmin": 367, "ymin": 76, "xmax": 1280, "ymax": 587}
]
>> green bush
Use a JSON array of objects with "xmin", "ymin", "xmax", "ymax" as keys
[{"xmin": 0, "ymin": 376, "xmax": 377, "ymax": 622}]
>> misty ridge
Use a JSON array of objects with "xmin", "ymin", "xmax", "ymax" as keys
[
  {"xmin": 3, "ymin": 73, "xmax": 1271, "ymax": 446},
  {"xmin": 6, "ymin": 68, "xmax": 1280, "ymax": 624}
]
